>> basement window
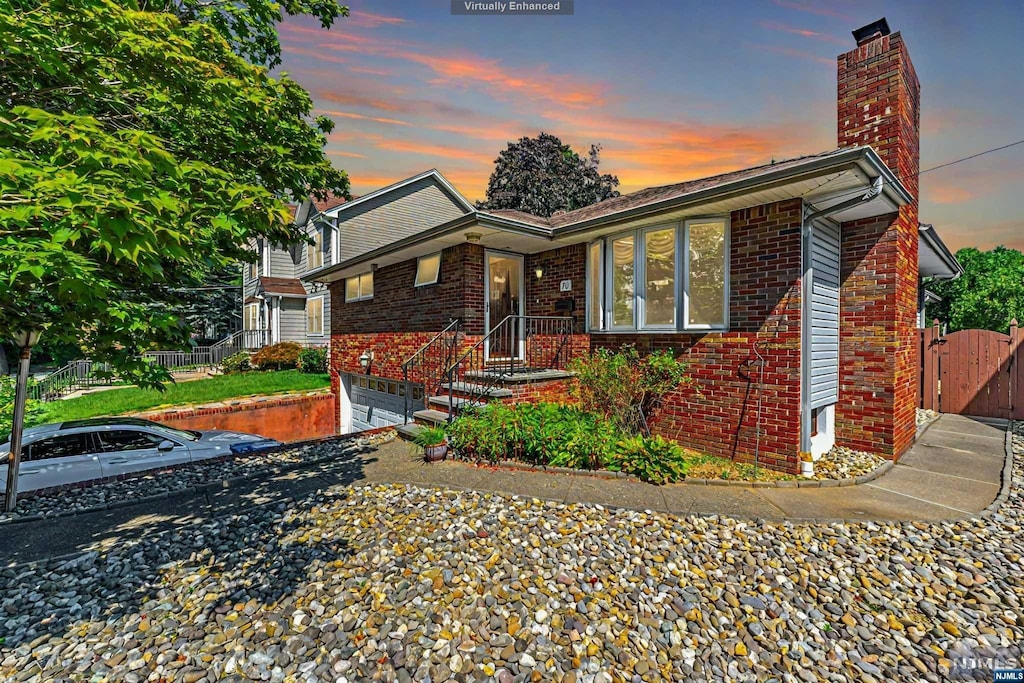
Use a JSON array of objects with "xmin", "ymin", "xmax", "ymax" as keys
[
  {"xmin": 345, "ymin": 272, "xmax": 374, "ymax": 302},
  {"xmin": 415, "ymin": 252, "xmax": 442, "ymax": 287},
  {"xmin": 587, "ymin": 217, "xmax": 729, "ymax": 332}
]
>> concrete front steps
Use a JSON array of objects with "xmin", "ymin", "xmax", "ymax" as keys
[{"xmin": 396, "ymin": 371, "xmax": 572, "ymax": 441}]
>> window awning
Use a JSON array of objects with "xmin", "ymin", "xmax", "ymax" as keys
[{"xmin": 257, "ymin": 277, "xmax": 308, "ymax": 298}]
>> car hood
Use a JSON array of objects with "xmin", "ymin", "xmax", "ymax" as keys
[{"xmin": 196, "ymin": 430, "xmax": 274, "ymax": 444}]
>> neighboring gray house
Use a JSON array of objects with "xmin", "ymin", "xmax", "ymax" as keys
[{"xmin": 241, "ymin": 170, "xmax": 473, "ymax": 347}]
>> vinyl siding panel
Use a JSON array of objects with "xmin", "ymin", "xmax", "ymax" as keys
[
  {"xmin": 278, "ymin": 297, "xmax": 307, "ymax": 343},
  {"xmin": 269, "ymin": 244, "xmax": 298, "ymax": 280},
  {"xmin": 336, "ymin": 178, "xmax": 468, "ymax": 261},
  {"xmin": 809, "ymin": 221, "xmax": 840, "ymax": 409}
]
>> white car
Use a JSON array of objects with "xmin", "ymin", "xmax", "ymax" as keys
[{"xmin": 0, "ymin": 417, "xmax": 281, "ymax": 493}]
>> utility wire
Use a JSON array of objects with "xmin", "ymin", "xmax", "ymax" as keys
[{"xmin": 802, "ymin": 137, "xmax": 1024, "ymax": 206}]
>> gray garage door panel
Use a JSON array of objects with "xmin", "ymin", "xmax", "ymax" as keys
[{"xmin": 348, "ymin": 375, "xmax": 418, "ymax": 432}]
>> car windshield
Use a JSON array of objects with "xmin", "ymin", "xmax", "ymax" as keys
[
  {"xmin": 146, "ymin": 424, "xmax": 201, "ymax": 442},
  {"xmin": 60, "ymin": 416, "xmax": 201, "ymax": 441}
]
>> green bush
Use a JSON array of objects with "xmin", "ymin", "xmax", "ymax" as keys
[
  {"xmin": 251, "ymin": 342, "xmax": 302, "ymax": 371},
  {"xmin": 412, "ymin": 424, "xmax": 447, "ymax": 448},
  {"xmin": 447, "ymin": 402, "xmax": 618, "ymax": 470},
  {"xmin": 220, "ymin": 351, "xmax": 253, "ymax": 374},
  {"xmin": 569, "ymin": 346, "xmax": 695, "ymax": 435},
  {"xmin": 297, "ymin": 346, "xmax": 328, "ymax": 374},
  {"xmin": 0, "ymin": 376, "xmax": 46, "ymax": 443},
  {"xmin": 610, "ymin": 434, "xmax": 690, "ymax": 485}
]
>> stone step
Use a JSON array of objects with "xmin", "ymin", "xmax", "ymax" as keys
[
  {"xmin": 427, "ymin": 395, "xmax": 479, "ymax": 411},
  {"xmin": 464, "ymin": 369, "xmax": 574, "ymax": 384},
  {"xmin": 395, "ymin": 423, "xmax": 424, "ymax": 441},
  {"xmin": 413, "ymin": 409, "xmax": 449, "ymax": 426},
  {"xmin": 441, "ymin": 382, "xmax": 513, "ymax": 399}
]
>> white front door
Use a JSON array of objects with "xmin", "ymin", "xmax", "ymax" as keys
[{"xmin": 484, "ymin": 251, "xmax": 524, "ymax": 362}]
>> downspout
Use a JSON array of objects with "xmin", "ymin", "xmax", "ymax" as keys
[{"xmin": 799, "ymin": 176, "xmax": 883, "ymax": 457}]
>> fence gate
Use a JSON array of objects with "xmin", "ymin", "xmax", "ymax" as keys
[{"xmin": 920, "ymin": 320, "xmax": 1022, "ymax": 419}]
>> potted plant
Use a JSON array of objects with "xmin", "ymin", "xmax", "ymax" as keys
[
  {"xmin": 414, "ymin": 425, "xmax": 448, "ymax": 462},
  {"xmin": 799, "ymin": 452, "xmax": 814, "ymax": 477}
]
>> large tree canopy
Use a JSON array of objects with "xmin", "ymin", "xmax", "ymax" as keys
[
  {"xmin": 476, "ymin": 132, "xmax": 619, "ymax": 218},
  {"xmin": 925, "ymin": 246, "xmax": 1024, "ymax": 333},
  {"xmin": 0, "ymin": 0, "xmax": 348, "ymax": 385}
]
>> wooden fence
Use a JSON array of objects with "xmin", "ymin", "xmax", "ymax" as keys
[{"xmin": 920, "ymin": 319, "xmax": 1022, "ymax": 419}]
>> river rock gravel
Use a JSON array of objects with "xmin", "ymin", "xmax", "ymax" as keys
[
  {"xmin": 0, "ymin": 425, "xmax": 1020, "ymax": 682},
  {"xmin": 810, "ymin": 446, "xmax": 886, "ymax": 481},
  {"xmin": 0, "ymin": 431, "xmax": 394, "ymax": 524}
]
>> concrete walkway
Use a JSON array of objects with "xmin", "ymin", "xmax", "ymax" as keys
[
  {"xmin": 0, "ymin": 414, "xmax": 1008, "ymax": 565},
  {"xmin": 382, "ymin": 413, "xmax": 1007, "ymax": 522}
]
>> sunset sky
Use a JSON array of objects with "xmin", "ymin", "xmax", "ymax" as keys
[{"xmin": 276, "ymin": 0, "xmax": 1024, "ymax": 251}]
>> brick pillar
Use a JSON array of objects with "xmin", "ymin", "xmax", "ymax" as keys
[{"xmin": 835, "ymin": 20, "xmax": 920, "ymax": 459}]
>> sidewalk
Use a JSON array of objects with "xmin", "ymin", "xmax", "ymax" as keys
[{"xmin": 0, "ymin": 414, "xmax": 1008, "ymax": 565}]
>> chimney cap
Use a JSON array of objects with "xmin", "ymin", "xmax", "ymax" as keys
[{"xmin": 852, "ymin": 17, "xmax": 891, "ymax": 46}]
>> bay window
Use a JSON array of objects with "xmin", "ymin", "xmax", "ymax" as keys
[{"xmin": 586, "ymin": 217, "xmax": 729, "ymax": 332}]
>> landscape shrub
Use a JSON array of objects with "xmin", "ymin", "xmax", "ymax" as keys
[
  {"xmin": 609, "ymin": 434, "xmax": 690, "ymax": 485},
  {"xmin": 0, "ymin": 376, "xmax": 46, "ymax": 442},
  {"xmin": 220, "ymin": 351, "xmax": 253, "ymax": 374},
  {"xmin": 447, "ymin": 402, "xmax": 618, "ymax": 470},
  {"xmin": 569, "ymin": 346, "xmax": 695, "ymax": 434},
  {"xmin": 251, "ymin": 342, "xmax": 302, "ymax": 370},
  {"xmin": 297, "ymin": 346, "xmax": 328, "ymax": 374}
]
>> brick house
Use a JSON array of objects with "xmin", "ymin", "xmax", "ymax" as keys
[{"xmin": 308, "ymin": 18, "xmax": 962, "ymax": 472}]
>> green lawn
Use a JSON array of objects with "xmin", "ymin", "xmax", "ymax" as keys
[{"xmin": 39, "ymin": 371, "xmax": 330, "ymax": 424}]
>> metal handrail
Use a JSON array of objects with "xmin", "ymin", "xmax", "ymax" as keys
[
  {"xmin": 28, "ymin": 359, "xmax": 112, "ymax": 402},
  {"xmin": 402, "ymin": 318, "xmax": 462, "ymax": 421},
  {"xmin": 443, "ymin": 315, "xmax": 574, "ymax": 421}
]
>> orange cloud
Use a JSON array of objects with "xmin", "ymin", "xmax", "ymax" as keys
[
  {"xmin": 936, "ymin": 220, "xmax": 1024, "ymax": 252},
  {"xmin": 371, "ymin": 139, "xmax": 494, "ymax": 165},
  {"xmin": 347, "ymin": 11, "xmax": 407, "ymax": 28},
  {"xmin": 773, "ymin": 0, "xmax": 852, "ymax": 21},
  {"xmin": 319, "ymin": 91, "xmax": 408, "ymax": 112},
  {"xmin": 925, "ymin": 182, "xmax": 977, "ymax": 205},
  {"xmin": 760, "ymin": 21, "xmax": 846, "ymax": 45},
  {"xmin": 315, "ymin": 109, "xmax": 412, "ymax": 126},
  {"xmin": 349, "ymin": 65, "xmax": 394, "ymax": 76},
  {"xmin": 746, "ymin": 43, "xmax": 834, "ymax": 66},
  {"xmin": 282, "ymin": 45, "xmax": 350, "ymax": 64},
  {"xmin": 281, "ymin": 24, "xmax": 607, "ymax": 110},
  {"xmin": 327, "ymin": 150, "xmax": 368, "ymax": 159}
]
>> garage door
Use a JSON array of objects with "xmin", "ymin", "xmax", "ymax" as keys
[{"xmin": 348, "ymin": 374, "xmax": 421, "ymax": 432}]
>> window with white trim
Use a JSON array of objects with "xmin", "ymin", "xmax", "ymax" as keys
[
  {"xmin": 345, "ymin": 272, "xmax": 374, "ymax": 302},
  {"xmin": 415, "ymin": 252, "xmax": 441, "ymax": 286},
  {"xmin": 586, "ymin": 217, "xmax": 729, "ymax": 332},
  {"xmin": 306, "ymin": 296, "xmax": 324, "ymax": 335},
  {"xmin": 307, "ymin": 229, "xmax": 324, "ymax": 270}
]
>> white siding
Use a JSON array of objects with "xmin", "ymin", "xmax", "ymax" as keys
[
  {"xmin": 278, "ymin": 297, "xmax": 307, "ymax": 342},
  {"xmin": 810, "ymin": 221, "xmax": 840, "ymax": 408}
]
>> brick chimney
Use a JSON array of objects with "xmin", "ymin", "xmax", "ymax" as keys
[
  {"xmin": 834, "ymin": 18, "xmax": 921, "ymax": 462},
  {"xmin": 837, "ymin": 17, "xmax": 921, "ymax": 202}
]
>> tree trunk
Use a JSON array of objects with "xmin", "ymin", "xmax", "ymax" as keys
[{"xmin": 0, "ymin": 345, "xmax": 8, "ymax": 376}]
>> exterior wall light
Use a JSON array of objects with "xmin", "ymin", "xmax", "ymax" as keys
[
  {"xmin": 535, "ymin": 265, "xmax": 544, "ymax": 280},
  {"xmin": 358, "ymin": 350, "xmax": 374, "ymax": 371},
  {"xmin": 465, "ymin": 232, "xmax": 482, "ymax": 243}
]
